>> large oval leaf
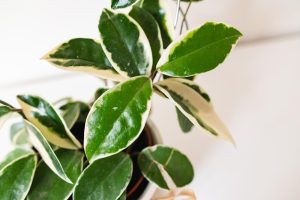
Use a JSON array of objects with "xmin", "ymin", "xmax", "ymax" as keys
[
  {"xmin": 0, "ymin": 148, "xmax": 33, "ymax": 171},
  {"xmin": 85, "ymin": 76, "xmax": 152, "ymax": 162},
  {"xmin": 138, "ymin": 145, "xmax": 194, "ymax": 190},
  {"xmin": 111, "ymin": 0, "xmax": 138, "ymax": 9},
  {"xmin": 129, "ymin": 5, "xmax": 163, "ymax": 71},
  {"xmin": 0, "ymin": 155, "xmax": 37, "ymax": 200},
  {"xmin": 73, "ymin": 152, "xmax": 132, "ymax": 200},
  {"xmin": 25, "ymin": 120, "xmax": 72, "ymax": 183},
  {"xmin": 155, "ymin": 78, "xmax": 234, "ymax": 142},
  {"xmin": 43, "ymin": 38, "xmax": 124, "ymax": 81},
  {"xmin": 138, "ymin": 0, "xmax": 173, "ymax": 48},
  {"xmin": 99, "ymin": 9, "xmax": 152, "ymax": 78},
  {"xmin": 27, "ymin": 149, "xmax": 84, "ymax": 200},
  {"xmin": 17, "ymin": 95, "xmax": 81, "ymax": 149},
  {"xmin": 158, "ymin": 22, "xmax": 242, "ymax": 77}
]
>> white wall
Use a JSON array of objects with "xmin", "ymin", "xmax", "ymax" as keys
[{"xmin": 1, "ymin": 0, "xmax": 300, "ymax": 199}]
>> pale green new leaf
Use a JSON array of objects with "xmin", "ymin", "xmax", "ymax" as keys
[
  {"xmin": 24, "ymin": 120, "xmax": 72, "ymax": 183},
  {"xmin": 73, "ymin": 153, "xmax": 132, "ymax": 200},
  {"xmin": 27, "ymin": 149, "xmax": 84, "ymax": 200},
  {"xmin": 158, "ymin": 22, "xmax": 242, "ymax": 77},
  {"xmin": 138, "ymin": 0, "xmax": 174, "ymax": 48},
  {"xmin": 10, "ymin": 122, "xmax": 29, "ymax": 145},
  {"xmin": 155, "ymin": 78, "xmax": 234, "ymax": 142},
  {"xmin": 138, "ymin": 145, "xmax": 194, "ymax": 190},
  {"xmin": 60, "ymin": 103, "xmax": 80, "ymax": 129},
  {"xmin": 0, "ymin": 155, "xmax": 37, "ymax": 200},
  {"xmin": 111, "ymin": 0, "xmax": 139, "ymax": 9},
  {"xmin": 129, "ymin": 5, "xmax": 163, "ymax": 71},
  {"xmin": 0, "ymin": 148, "xmax": 33, "ymax": 171},
  {"xmin": 43, "ymin": 38, "xmax": 124, "ymax": 81},
  {"xmin": 85, "ymin": 76, "xmax": 152, "ymax": 162},
  {"xmin": 99, "ymin": 9, "xmax": 152, "ymax": 78},
  {"xmin": 17, "ymin": 95, "xmax": 81, "ymax": 149}
]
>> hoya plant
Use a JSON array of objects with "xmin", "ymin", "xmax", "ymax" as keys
[{"xmin": 0, "ymin": 0, "xmax": 241, "ymax": 199}]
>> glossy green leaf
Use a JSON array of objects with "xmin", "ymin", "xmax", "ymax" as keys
[
  {"xmin": 27, "ymin": 149, "xmax": 84, "ymax": 200},
  {"xmin": 10, "ymin": 122, "xmax": 29, "ymax": 145},
  {"xmin": 73, "ymin": 153, "xmax": 132, "ymax": 200},
  {"xmin": 0, "ymin": 155, "xmax": 37, "ymax": 200},
  {"xmin": 44, "ymin": 38, "xmax": 124, "ymax": 81},
  {"xmin": 138, "ymin": 0, "xmax": 173, "ymax": 48},
  {"xmin": 24, "ymin": 120, "xmax": 72, "ymax": 183},
  {"xmin": 155, "ymin": 78, "xmax": 234, "ymax": 142},
  {"xmin": 60, "ymin": 103, "xmax": 80, "ymax": 129},
  {"xmin": 99, "ymin": 9, "xmax": 152, "ymax": 78},
  {"xmin": 117, "ymin": 192, "xmax": 126, "ymax": 200},
  {"xmin": 158, "ymin": 22, "xmax": 242, "ymax": 77},
  {"xmin": 111, "ymin": 0, "xmax": 138, "ymax": 9},
  {"xmin": 129, "ymin": 5, "xmax": 163, "ymax": 71},
  {"xmin": 17, "ymin": 95, "xmax": 81, "ymax": 149},
  {"xmin": 138, "ymin": 145, "xmax": 194, "ymax": 190},
  {"xmin": 0, "ymin": 101, "xmax": 13, "ymax": 128},
  {"xmin": 62, "ymin": 101, "xmax": 90, "ymax": 124},
  {"xmin": 85, "ymin": 76, "xmax": 152, "ymax": 162},
  {"xmin": 176, "ymin": 107, "xmax": 193, "ymax": 133},
  {"xmin": 0, "ymin": 148, "xmax": 33, "ymax": 171}
]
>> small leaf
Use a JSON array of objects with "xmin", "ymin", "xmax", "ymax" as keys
[
  {"xmin": 85, "ymin": 76, "xmax": 152, "ymax": 162},
  {"xmin": 155, "ymin": 78, "xmax": 234, "ymax": 142},
  {"xmin": 94, "ymin": 87, "xmax": 108, "ymax": 101},
  {"xmin": 0, "ymin": 100, "xmax": 14, "ymax": 128},
  {"xmin": 129, "ymin": 5, "xmax": 163, "ymax": 71},
  {"xmin": 176, "ymin": 107, "xmax": 193, "ymax": 133},
  {"xmin": 43, "ymin": 38, "xmax": 124, "ymax": 81},
  {"xmin": 99, "ymin": 9, "xmax": 152, "ymax": 78},
  {"xmin": 27, "ymin": 149, "xmax": 84, "ymax": 200},
  {"xmin": 25, "ymin": 120, "xmax": 72, "ymax": 183},
  {"xmin": 138, "ymin": 145, "xmax": 194, "ymax": 190},
  {"xmin": 138, "ymin": 0, "xmax": 173, "ymax": 48},
  {"xmin": 17, "ymin": 95, "xmax": 81, "ymax": 149},
  {"xmin": 111, "ymin": 0, "xmax": 138, "ymax": 9},
  {"xmin": 60, "ymin": 103, "xmax": 81, "ymax": 129},
  {"xmin": 73, "ymin": 153, "xmax": 132, "ymax": 200},
  {"xmin": 0, "ymin": 148, "xmax": 33, "ymax": 171},
  {"xmin": 158, "ymin": 22, "xmax": 242, "ymax": 77},
  {"xmin": 10, "ymin": 122, "xmax": 29, "ymax": 145},
  {"xmin": 0, "ymin": 155, "xmax": 37, "ymax": 200}
]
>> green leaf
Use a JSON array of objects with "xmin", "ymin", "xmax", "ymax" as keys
[
  {"xmin": 0, "ymin": 101, "xmax": 14, "ymax": 128},
  {"xmin": 24, "ymin": 120, "xmax": 72, "ymax": 183},
  {"xmin": 117, "ymin": 192, "xmax": 126, "ymax": 200},
  {"xmin": 27, "ymin": 149, "xmax": 84, "ymax": 200},
  {"xmin": 138, "ymin": 0, "xmax": 173, "ymax": 48},
  {"xmin": 155, "ymin": 78, "xmax": 234, "ymax": 142},
  {"xmin": 158, "ymin": 22, "xmax": 242, "ymax": 77},
  {"xmin": 60, "ymin": 103, "xmax": 80, "ymax": 129},
  {"xmin": 73, "ymin": 152, "xmax": 132, "ymax": 200},
  {"xmin": 138, "ymin": 145, "xmax": 194, "ymax": 190},
  {"xmin": 94, "ymin": 87, "xmax": 108, "ymax": 101},
  {"xmin": 176, "ymin": 107, "xmax": 193, "ymax": 133},
  {"xmin": 129, "ymin": 5, "xmax": 163, "ymax": 71},
  {"xmin": 43, "ymin": 38, "xmax": 124, "ymax": 82},
  {"xmin": 17, "ymin": 95, "xmax": 81, "ymax": 149},
  {"xmin": 0, "ymin": 155, "xmax": 37, "ymax": 200},
  {"xmin": 10, "ymin": 122, "xmax": 29, "ymax": 145},
  {"xmin": 111, "ymin": 0, "xmax": 138, "ymax": 9},
  {"xmin": 99, "ymin": 9, "xmax": 152, "ymax": 78},
  {"xmin": 85, "ymin": 76, "xmax": 152, "ymax": 162},
  {"xmin": 0, "ymin": 148, "xmax": 33, "ymax": 171}
]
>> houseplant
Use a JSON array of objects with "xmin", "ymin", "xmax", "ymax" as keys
[{"xmin": 0, "ymin": 0, "xmax": 242, "ymax": 199}]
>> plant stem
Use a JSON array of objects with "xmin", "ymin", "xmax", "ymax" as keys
[
  {"xmin": 180, "ymin": 0, "xmax": 192, "ymax": 34},
  {"xmin": 174, "ymin": 0, "xmax": 181, "ymax": 28}
]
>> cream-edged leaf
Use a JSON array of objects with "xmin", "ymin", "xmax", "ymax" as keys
[
  {"xmin": 0, "ymin": 154, "xmax": 37, "ymax": 200},
  {"xmin": 84, "ymin": 76, "xmax": 152, "ymax": 162},
  {"xmin": 0, "ymin": 148, "xmax": 34, "ymax": 171},
  {"xmin": 17, "ymin": 95, "xmax": 81, "ymax": 149},
  {"xmin": 24, "ymin": 120, "xmax": 72, "ymax": 184},
  {"xmin": 99, "ymin": 9, "xmax": 152, "ymax": 78},
  {"xmin": 43, "ymin": 38, "xmax": 124, "ymax": 82},
  {"xmin": 155, "ymin": 78, "xmax": 234, "ymax": 142},
  {"xmin": 10, "ymin": 122, "xmax": 29, "ymax": 145},
  {"xmin": 158, "ymin": 22, "xmax": 242, "ymax": 77},
  {"xmin": 111, "ymin": 0, "xmax": 139, "ymax": 9}
]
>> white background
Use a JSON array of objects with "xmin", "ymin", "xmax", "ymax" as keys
[{"xmin": 1, "ymin": 0, "xmax": 300, "ymax": 199}]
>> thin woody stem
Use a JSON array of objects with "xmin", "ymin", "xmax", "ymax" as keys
[{"xmin": 180, "ymin": 0, "xmax": 192, "ymax": 34}]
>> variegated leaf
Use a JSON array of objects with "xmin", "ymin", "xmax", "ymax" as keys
[
  {"xmin": 99, "ymin": 9, "xmax": 152, "ymax": 78},
  {"xmin": 0, "ymin": 148, "xmax": 34, "ymax": 171},
  {"xmin": 155, "ymin": 78, "xmax": 234, "ymax": 142},
  {"xmin": 17, "ymin": 95, "xmax": 81, "ymax": 149}
]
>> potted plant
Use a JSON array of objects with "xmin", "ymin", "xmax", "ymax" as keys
[{"xmin": 0, "ymin": 0, "xmax": 242, "ymax": 199}]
